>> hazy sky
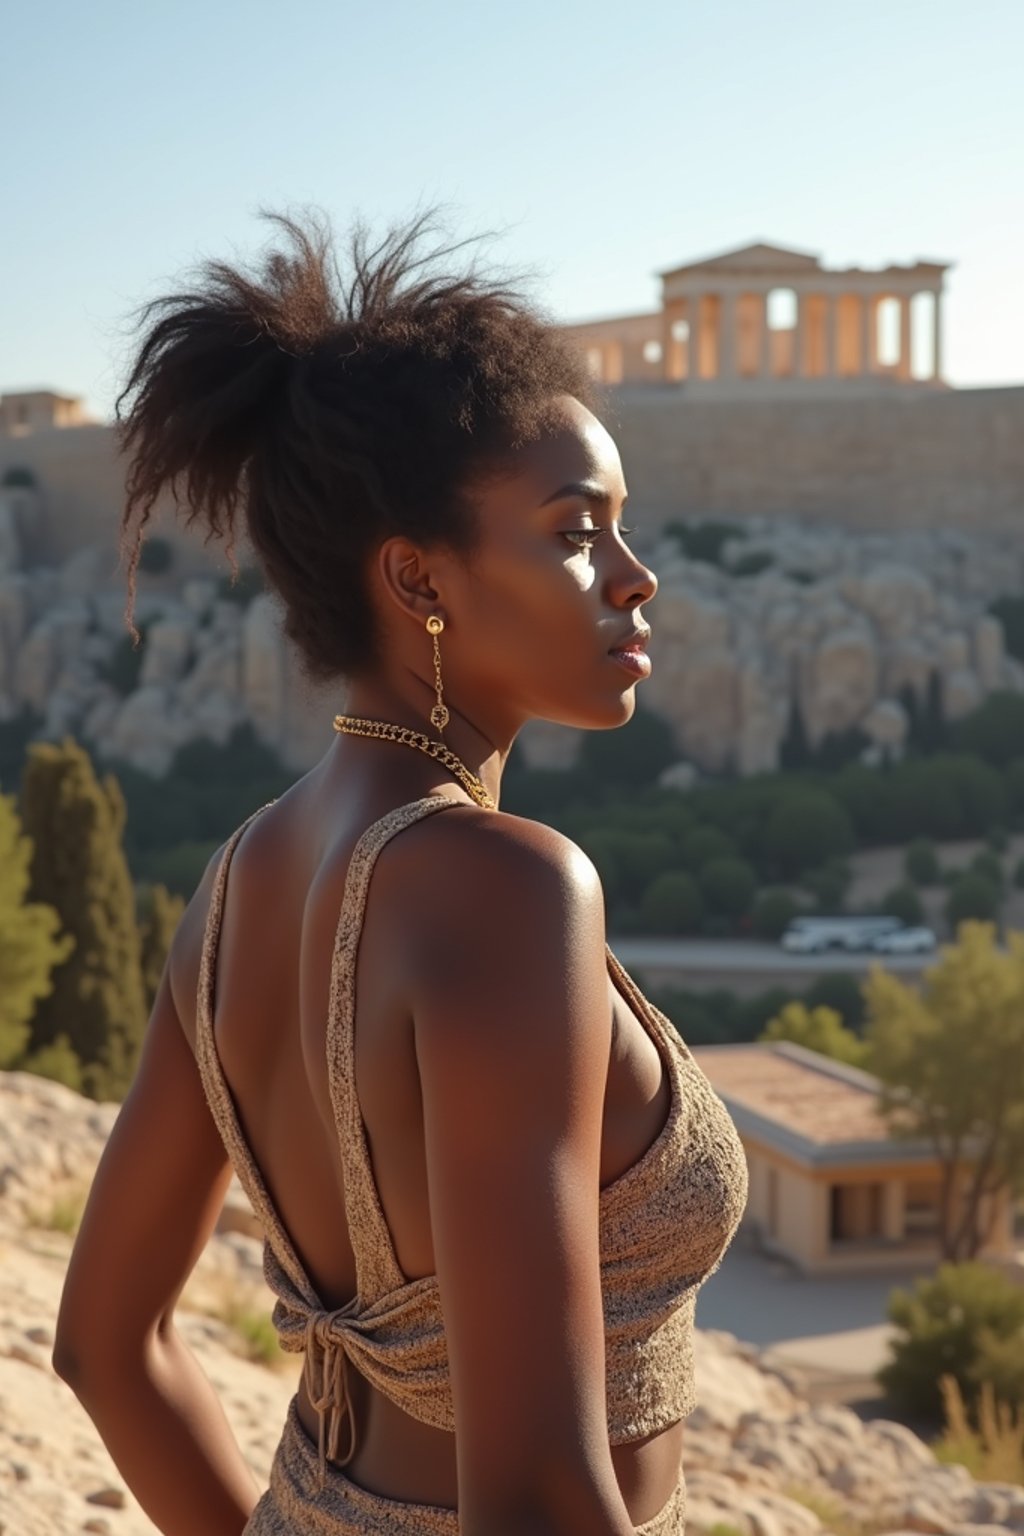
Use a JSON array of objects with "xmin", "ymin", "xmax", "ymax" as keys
[{"xmin": 4, "ymin": 0, "xmax": 1022, "ymax": 417}]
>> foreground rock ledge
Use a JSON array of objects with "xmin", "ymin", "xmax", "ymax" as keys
[{"xmin": 2, "ymin": 1071, "xmax": 1021, "ymax": 1536}]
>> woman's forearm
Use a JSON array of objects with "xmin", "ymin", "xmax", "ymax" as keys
[{"xmin": 57, "ymin": 1324, "xmax": 262, "ymax": 1536}]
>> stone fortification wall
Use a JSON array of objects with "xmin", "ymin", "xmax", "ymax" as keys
[
  {"xmin": 604, "ymin": 383, "xmax": 1024, "ymax": 530},
  {"xmin": 0, "ymin": 424, "xmax": 223, "ymax": 578},
  {"xmin": 2, "ymin": 384, "xmax": 1024, "ymax": 578}
]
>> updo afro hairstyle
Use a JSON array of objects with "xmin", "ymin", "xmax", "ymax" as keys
[{"xmin": 115, "ymin": 205, "xmax": 606, "ymax": 680}]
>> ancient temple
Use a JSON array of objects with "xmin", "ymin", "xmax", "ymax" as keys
[{"xmin": 558, "ymin": 241, "xmax": 949, "ymax": 394}]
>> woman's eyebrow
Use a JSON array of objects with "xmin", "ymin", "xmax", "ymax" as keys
[{"xmin": 540, "ymin": 480, "xmax": 629, "ymax": 508}]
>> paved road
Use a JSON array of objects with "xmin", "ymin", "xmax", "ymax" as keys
[
  {"xmin": 694, "ymin": 1230, "xmax": 936, "ymax": 1382},
  {"xmin": 609, "ymin": 935, "xmax": 941, "ymax": 977}
]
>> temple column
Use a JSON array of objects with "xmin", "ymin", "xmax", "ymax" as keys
[
  {"xmin": 759, "ymin": 291, "xmax": 772, "ymax": 377},
  {"xmin": 689, "ymin": 293, "xmax": 702, "ymax": 380},
  {"xmin": 662, "ymin": 298, "xmax": 686, "ymax": 381},
  {"xmin": 933, "ymin": 291, "xmax": 943, "ymax": 381},
  {"xmin": 898, "ymin": 294, "xmax": 913, "ymax": 381},
  {"xmin": 719, "ymin": 291, "xmax": 737, "ymax": 379},
  {"xmin": 860, "ymin": 292, "xmax": 875, "ymax": 376},
  {"xmin": 823, "ymin": 294, "xmax": 837, "ymax": 377},
  {"xmin": 792, "ymin": 289, "xmax": 806, "ymax": 377}
]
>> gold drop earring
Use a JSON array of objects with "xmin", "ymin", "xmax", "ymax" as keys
[{"xmin": 426, "ymin": 615, "xmax": 449, "ymax": 739}]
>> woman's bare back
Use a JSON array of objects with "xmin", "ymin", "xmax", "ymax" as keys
[{"xmin": 174, "ymin": 761, "xmax": 685, "ymax": 1521}]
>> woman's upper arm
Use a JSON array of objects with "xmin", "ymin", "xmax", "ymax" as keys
[
  {"xmin": 53, "ymin": 853, "xmax": 231, "ymax": 1378},
  {"xmin": 411, "ymin": 815, "xmax": 625, "ymax": 1531}
]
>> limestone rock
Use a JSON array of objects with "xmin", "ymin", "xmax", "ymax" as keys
[
  {"xmin": 657, "ymin": 760, "xmax": 700, "ymax": 793},
  {"xmin": 861, "ymin": 698, "xmax": 909, "ymax": 754},
  {"xmin": 12, "ymin": 621, "xmax": 59, "ymax": 713},
  {"xmin": 139, "ymin": 616, "xmax": 195, "ymax": 686},
  {"xmin": 806, "ymin": 625, "xmax": 879, "ymax": 742}
]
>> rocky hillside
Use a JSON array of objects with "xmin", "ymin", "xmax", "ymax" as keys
[
  {"xmin": 1, "ymin": 1070, "xmax": 1021, "ymax": 1535},
  {"xmin": 3, "ymin": 485, "xmax": 1024, "ymax": 784}
]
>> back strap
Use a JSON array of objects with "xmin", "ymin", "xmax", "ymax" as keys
[{"xmin": 326, "ymin": 795, "xmax": 471, "ymax": 1302}]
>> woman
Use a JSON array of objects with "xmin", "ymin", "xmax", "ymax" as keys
[{"xmin": 53, "ymin": 208, "xmax": 749, "ymax": 1535}]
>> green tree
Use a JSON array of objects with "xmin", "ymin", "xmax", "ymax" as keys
[
  {"xmin": 762, "ymin": 789, "xmax": 855, "ymax": 880},
  {"xmin": 138, "ymin": 536, "xmax": 175, "ymax": 575},
  {"xmin": 20, "ymin": 1033, "xmax": 83, "ymax": 1091},
  {"xmin": 577, "ymin": 702, "xmax": 677, "ymax": 791},
  {"xmin": 803, "ymin": 972, "xmax": 865, "ymax": 1033},
  {"xmin": 750, "ymin": 888, "xmax": 801, "ymax": 940},
  {"xmin": 138, "ymin": 883, "xmax": 186, "ymax": 1009},
  {"xmin": 946, "ymin": 872, "xmax": 1001, "ymax": 929},
  {"xmin": 881, "ymin": 882, "xmax": 925, "ymax": 927},
  {"xmin": 949, "ymin": 691, "xmax": 1024, "ymax": 769},
  {"xmin": 699, "ymin": 857, "xmax": 757, "ymax": 920},
  {"xmin": 679, "ymin": 824, "xmax": 736, "ymax": 872},
  {"xmin": 969, "ymin": 849, "xmax": 1004, "ymax": 893},
  {"xmin": 905, "ymin": 837, "xmax": 941, "ymax": 886},
  {"xmin": 861, "ymin": 921, "xmax": 1024, "ymax": 1261},
  {"xmin": 0, "ymin": 792, "xmax": 74, "ymax": 1068},
  {"xmin": 758, "ymin": 1000, "xmax": 869, "ymax": 1067},
  {"xmin": 779, "ymin": 694, "xmax": 813, "ymax": 773},
  {"xmin": 20, "ymin": 739, "xmax": 147, "ymax": 1099},
  {"xmin": 640, "ymin": 871, "xmax": 703, "ymax": 934}
]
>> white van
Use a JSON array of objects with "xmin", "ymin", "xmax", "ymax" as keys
[{"xmin": 780, "ymin": 915, "xmax": 903, "ymax": 954}]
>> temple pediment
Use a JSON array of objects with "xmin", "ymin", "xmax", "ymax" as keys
[{"xmin": 658, "ymin": 242, "xmax": 823, "ymax": 279}]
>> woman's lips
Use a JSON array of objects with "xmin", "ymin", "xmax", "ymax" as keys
[{"xmin": 608, "ymin": 646, "xmax": 652, "ymax": 678}]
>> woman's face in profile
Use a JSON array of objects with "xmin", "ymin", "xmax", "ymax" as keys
[{"xmin": 441, "ymin": 392, "xmax": 659, "ymax": 735}]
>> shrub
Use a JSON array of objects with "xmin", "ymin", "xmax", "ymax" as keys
[
  {"xmin": 19, "ymin": 1033, "xmax": 83, "ymax": 1092},
  {"xmin": 905, "ymin": 837, "xmax": 941, "ymax": 886},
  {"xmin": 877, "ymin": 1261, "xmax": 1024, "ymax": 1422},
  {"xmin": 986, "ymin": 824, "xmax": 1011, "ymax": 854},
  {"xmin": 102, "ymin": 629, "xmax": 149, "ymax": 697},
  {"xmin": 946, "ymin": 872, "xmax": 1001, "ymax": 928},
  {"xmin": 762, "ymin": 789, "xmax": 855, "ymax": 880},
  {"xmin": 880, "ymin": 883, "xmax": 925, "ymax": 927},
  {"xmin": 949, "ymin": 690, "xmax": 1024, "ymax": 769},
  {"xmin": 679, "ymin": 825, "xmax": 736, "ymax": 872},
  {"xmin": 970, "ymin": 849, "xmax": 1004, "ymax": 892},
  {"xmin": 640, "ymin": 871, "xmax": 703, "ymax": 934},
  {"xmin": 800, "ymin": 859, "xmax": 850, "ymax": 911},
  {"xmin": 699, "ymin": 857, "xmax": 757, "ymax": 919},
  {"xmin": 663, "ymin": 517, "xmax": 747, "ymax": 566},
  {"xmin": 730, "ymin": 550, "xmax": 775, "ymax": 578},
  {"xmin": 217, "ymin": 566, "xmax": 266, "ymax": 604},
  {"xmin": 137, "ymin": 537, "xmax": 174, "ymax": 575},
  {"xmin": 803, "ymin": 972, "xmax": 865, "ymax": 1032},
  {"xmin": 751, "ymin": 888, "xmax": 800, "ymax": 940}
]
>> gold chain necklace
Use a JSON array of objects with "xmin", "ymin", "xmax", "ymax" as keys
[{"xmin": 332, "ymin": 714, "xmax": 497, "ymax": 810}]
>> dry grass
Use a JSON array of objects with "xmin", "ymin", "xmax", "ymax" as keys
[
  {"xmin": 24, "ymin": 1183, "xmax": 89, "ymax": 1236},
  {"xmin": 190, "ymin": 1270, "xmax": 291, "ymax": 1370},
  {"xmin": 780, "ymin": 1480, "xmax": 903, "ymax": 1536},
  {"xmin": 933, "ymin": 1372, "xmax": 1024, "ymax": 1485}
]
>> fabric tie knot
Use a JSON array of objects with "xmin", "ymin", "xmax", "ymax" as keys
[{"xmin": 301, "ymin": 1307, "xmax": 360, "ymax": 1493}]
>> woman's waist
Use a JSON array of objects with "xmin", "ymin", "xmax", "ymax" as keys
[{"xmin": 295, "ymin": 1364, "xmax": 687, "ymax": 1524}]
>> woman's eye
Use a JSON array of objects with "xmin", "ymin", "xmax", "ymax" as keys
[
  {"xmin": 561, "ymin": 524, "xmax": 636, "ymax": 552},
  {"xmin": 561, "ymin": 529, "xmax": 602, "ymax": 551}
]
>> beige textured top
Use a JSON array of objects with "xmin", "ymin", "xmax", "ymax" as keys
[{"xmin": 195, "ymin": 795, "xmax": 749, "ymax": 1491}]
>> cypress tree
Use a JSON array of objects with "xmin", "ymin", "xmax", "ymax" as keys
[
  {"xmin": 20, "ymin": 739, "xmax": 147, "ymax": 1099},
  {"xmin": 0, "ymin": 791, "xmax": 74, "ymax": 1069},
  {"xmin": 139, "ymin": 882, "xmax": 186, "ymax": 1009}
]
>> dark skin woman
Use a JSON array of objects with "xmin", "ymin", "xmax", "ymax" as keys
[{"xmin": 53, "ymin": 210, "xmax": 681, "ymax": 1536}]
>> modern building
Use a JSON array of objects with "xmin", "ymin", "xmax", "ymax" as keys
[
  {"xmin": 558, "ymin": 241, "xmax": 950, "ymax": 397},
  {"xmin": 693, "ymin": 1039, "xmax": 1015, "ymax": 1276}
]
